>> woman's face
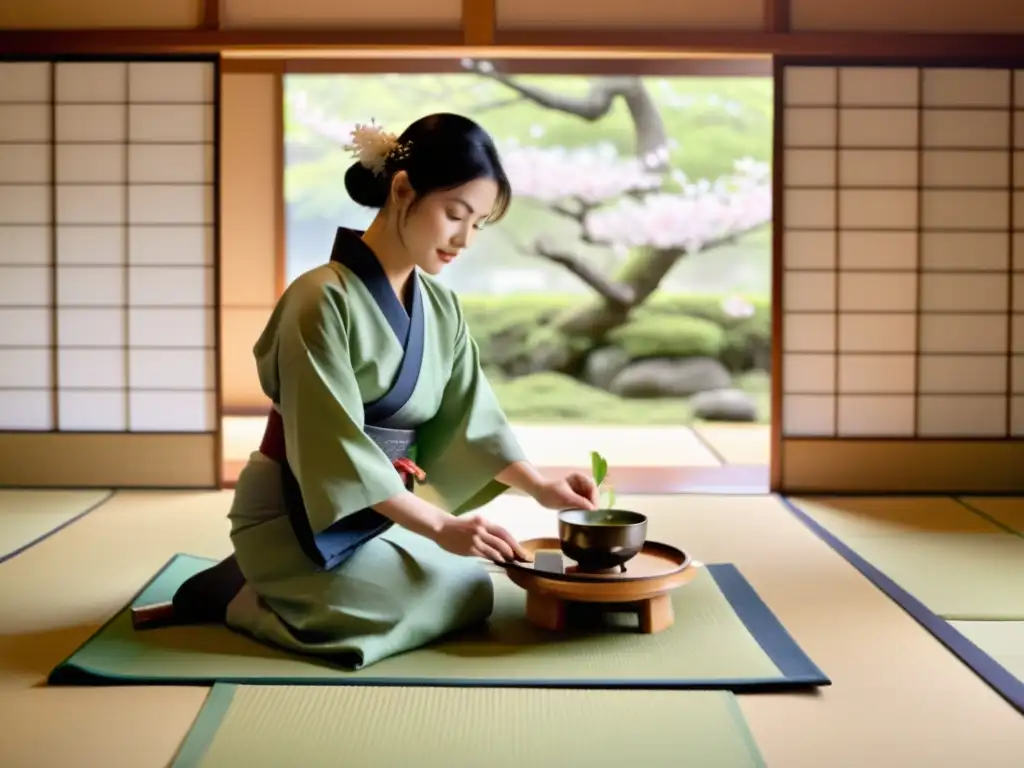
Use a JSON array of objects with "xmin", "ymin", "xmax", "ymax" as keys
[{"xmin": 390, "ymin": 173, "xmax": 499, "ymax": 275}]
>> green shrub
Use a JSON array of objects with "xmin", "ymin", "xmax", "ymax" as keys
[{"xmin": 608, "ymin": 314, "xmax": 726, "ymax": 360}]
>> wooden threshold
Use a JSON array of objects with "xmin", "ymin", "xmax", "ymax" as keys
[{"xmin": 221, "ymin": 460, "xmax": 770, "ymax": 494}]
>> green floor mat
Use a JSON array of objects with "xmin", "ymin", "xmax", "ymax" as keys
[
  {"xmin": 0, "ymin": 489, "xmax": 113, "ymax": 564},
  {"xmin": 48, "ymin": 554, "xmax": 827, "ymax": 691},
  {"xmin": 948, "ymin": 621, "xmax": 1024, "ymax": 682},
  {"xmin": 173, "ymin": 684, "xmax": 766, "ymax": 768},
  {"xmin": 789, "ymin": 499, "xmax": 1024, "ymax": 620},
  {"xmin": 958, "ymin": 497, "xmax": 1024, "ymax": 537}
]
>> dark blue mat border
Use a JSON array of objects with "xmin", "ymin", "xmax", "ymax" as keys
[
  {"xmin": 0, "ymin": 489, "xmax": 116, "ymax": 565},
  {"xmin": 779, "ymin": 496, "xmax": 1024, "ymax": 715},
  {"xmin": 47, "ymin": 553, "xmax": 829, "ymax": 692}
]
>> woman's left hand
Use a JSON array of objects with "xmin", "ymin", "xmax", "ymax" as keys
[{"xmin": 532, "ymin": 472, "xmax": 600, "ymax": 511}]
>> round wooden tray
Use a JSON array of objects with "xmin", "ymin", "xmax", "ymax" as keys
[{"xmin": 497, "ymin": 538, "xmax": 701, "ymax": 633}]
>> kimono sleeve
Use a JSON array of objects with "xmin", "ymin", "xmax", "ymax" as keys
[
  {"xmin": 275, "ymin": 286, "xmax": 409, "ymax": 534},
  {"xmin": 415, "ymin": 296, "xmax": 527, "ymax": 515}
]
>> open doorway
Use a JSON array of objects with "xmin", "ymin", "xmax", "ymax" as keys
[{"xmin": 222, "ymin": 58, "xmax": 773, "ymax": 492}]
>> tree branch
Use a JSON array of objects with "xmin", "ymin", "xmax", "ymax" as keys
[{"xmin": 518, "ymin": 240, "xmax": 636, "ymax": 307}]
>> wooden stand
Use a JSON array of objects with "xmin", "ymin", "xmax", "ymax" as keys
[{"xmin": 525, "ymin": 591, "xmax": 675, "ymax": 634}]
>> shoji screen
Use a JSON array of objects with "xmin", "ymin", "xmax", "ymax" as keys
[
  {"xmin": 779, "ymin": 63, "xmax": 1024, "ymax": 493},
  {"xmin": 0, "ymin": 63, "xmax": 52, "ymax": 432},
  {"xmin": 0, "ymin": 57, "xmax": 219, "ymax": 489}
]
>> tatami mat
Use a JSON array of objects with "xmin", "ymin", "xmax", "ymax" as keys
[
  {"xmin": 2, "ymin": 492, "xmax": 1024, "ymax": 767},
  {"xmin": 0, "ymin": 489, "xmax": 113, "ymax": 564},
  {"xmin": 959, "ymin": 497, "xmax": 1024, "ymax": 537}
]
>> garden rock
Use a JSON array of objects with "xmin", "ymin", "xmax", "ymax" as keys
[
  {"xmin": 608, "ymin": 357, "xmax": 732, "ymax": 399},
  {"xmin": 690, "ymin": 388, "xmax": 758, "ymax": 422},
  {"xmin": 582, "ymin": 346, "xmax": 632, "ymax": 390}
]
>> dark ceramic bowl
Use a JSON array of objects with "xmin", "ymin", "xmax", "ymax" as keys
[{"xmin": 557, "ymin": 508, "xmax": 649, "ymax": 572}]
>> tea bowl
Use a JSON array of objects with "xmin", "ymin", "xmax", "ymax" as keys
[{"xmin": 557, "ymin": 508, "xmax": 648, "ymax": 572}]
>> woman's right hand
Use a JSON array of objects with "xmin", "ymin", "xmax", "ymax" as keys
[{"xmin": 434, "ymin": 516, "xmax": 531, "ymax": 564}]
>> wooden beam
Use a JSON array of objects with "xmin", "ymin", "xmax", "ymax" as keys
[
  {"xmin": 462, "ymin": 0, "xmax": 496, "ymax": 46},
  {"xmin": 201, "ymin": 0, "xmax": 222, "ymax": 30},
  {"xmin": 282, "ymin": 57, "xmax": 772, "ymax": 75},
  {"xmin": 2, "ymin": 27, "xmax": 1024, "ymax": 62},
  {"xmin": 764, "ymin": 0, "xmax": 790, "ymax": 33}
]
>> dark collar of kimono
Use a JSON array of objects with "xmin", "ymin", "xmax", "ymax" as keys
[{"xmin": 328, "ymin": 227, "xmax": 422, "ymax": 350}]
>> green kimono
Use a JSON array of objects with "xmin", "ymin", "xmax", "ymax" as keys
[{"xmin": 225, "ymin": 228, "xmax": 526, "ymax": 669}]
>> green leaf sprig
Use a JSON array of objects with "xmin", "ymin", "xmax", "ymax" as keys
[{"xmin": 590, "ymin": 451, "xmax": 616, "ymax": 510}]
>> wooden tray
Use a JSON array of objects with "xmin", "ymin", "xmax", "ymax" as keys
[{"xmin": 498, "ymin": 538, "xmax": 700, "ymax": 633}]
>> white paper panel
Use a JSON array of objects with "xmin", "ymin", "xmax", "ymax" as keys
[
  {"xmin": 838, "ymin": 232, "xmax": 917, "ymax": 271},
  {"xmin": 785, "ymin": 68, "xmax": 836, "ymax": 106},
  {"xmin": 920, "ymin": 274, "xmax": 1008, "ymax": 312},
  {"xmin": 57, "ymin": 226, "xmax": 125, "ymax": 266},
  {"xmin": 129, "ymin": 348, "xmax": 214, "ymax": 390},
  {"xmin": 783, "ymin": 353, "xmax": 835, "ymax": 394},
  {"xmin": 0, "ymin": 105, "xmax": 49, "ymax": 142},
  {"xmin": 0, "ymin": 308, "xmax": 50, "ymax": 346},
  {"xmin": 921, "ymin": 190, "xmax": 1010, "ymax": 231},
  {"xmin": 784, "ymin": 189, "xmax": 835, "ymax": 228},
  {"xmin": 918, "ymin": 355, "xmax": 1007, "ymax": 394},
  {"xmin": 0, "ymin": 185, "xmax": 50, "ymax": 224},
  {"xmin": 921, "ymin": 232, "xmax": 1009, "ymax": 272},
  {"xmin": 129, "ymin": 104, "xmax": 213, "ymax": 143},
  {"xmin": 0, "ymin": 63, "xmax": 51, "ymax": 102},
  {"xmin": 56, "ymin": 185, "xmax": 125, "ymax": 225},
  {"xmin": 56, "ymin": 266, "xmax": 124, "ymax": 307},
  {"xmin": 919, "ymin": 314, "xmax": 1008, "ymax": 353},
  {"xmin": 839, "ymin": 190, "xmax": 918, "ymax": 229},
  {"xmin": 128, "ymin": 266, "xmax": 213, "ymax": 307},
  {"xmin": 129, "ymin": 62, "xmax": 214, "ymax": 104},
  {"xmin": 129, "ymin": 390, "xmax": 215, "ymax": 432},
  {"xmin": 922, "ymin": 110, "xmax": 1010, "ymax": 149},
  {"xmin": 922, "ymin": 69, "xmax": 1012, "ymax": 109},
  {"xmin": 55, "ymin": 105, "xmax": 127, "ymax": 143},
  {"xmin": 783, "ymin": 108, "xmax": 836, "ymax": 148},
  {"xmin": 58, "ymin": 390, "xmax": 126, "ymax": 431},
  {"xmin": 838, "ymin": 149, "xmax": 917, "ymax": 188},
  {"xmin": 0, "ymin": 266, "xmax": 50, "ymax": 305},
  {"xmin": 839, "ymin": 314, "xmax": 917, "ymax": 353},
  {"xmin": 0, "ymin": 145, "xmax": 50, "ymax": 183},
  {"xmin": 838, "ymin": 354, "xmax": 915, "ymax": 393},
  {"xmin": 922, "ymin": 150, "xmax": 1009, "ymax": 188},
  {"xmin": 837, "ymin": 395, "xmax": 915, "ymax": 436},
  {"xmin": 839, "ymin": 272, "xmax": 917, "ymax": 312},
  {"xmin": 129, "ymin": 144, "xmax": 212, "ymax": 184},
  {"xmin": 56, "ymin": 144, "xmax": 126, "ymax": 183},
  {"xmin": 782, "ymin": 394, "xmax": 835, "ymax": 437},
  {"xmin": 57, "ymin": 308, "xmax": 124, "ymax": 347},
  {"xmin": 58, "ymin": 348, "xmax": 125, "ymax": 388},
  {"xmin": 0, "ymin": 348, "xmax": 51, "ymax": 388},
  {"xmin": 840, "ymin": 109, "xmax": 918, "ymax": 147},
  {"xmin": 0, "ymin": 391, "xmax": 52, "ymax": 430},
  {"xmin": 128, "ymin": 308, "xmax": 214, "ymax": 348},
  {"xmin": 785, "ymin": 149, "xmax": 835, "ymax": 187},
  {"xmin": 783, "ymin": 313, "xmax": 835, "ymax": 352},
  {"xmin": 839, "ymin": 68, "xmax": 919, "ymax": 107},
  {"xmin": 783, "ymin": 271, "xmax": 836, "ymax": 311},
  {"xmin": 1012, "ymin": 396, "xmax": 1024, "ymax": 437},
  {"xmin": 55, "ymin": 62, "xmax": 127, "ymax": 103},
  {"xmin": 129, "ymin": 184, "xmax": 212, "ymax": 225},
  {"xmin": 129, "ymin": 225, "xmax": 213, "ymax": 266},
  {"xmin": 0, "ymin": 226, "xmax": 50, "ymax": 265},
  {"xmin": 917, "ymin": 395, "xmax": 1006, "ymax": 436},
  {"xmin": 783, "ymin": 231, "xmax": 835, "ymax": 269}
]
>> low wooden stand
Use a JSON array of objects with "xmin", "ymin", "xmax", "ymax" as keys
[{"xmin": 526, "ymin": 590, "xmax": 675, "ymax": 634}]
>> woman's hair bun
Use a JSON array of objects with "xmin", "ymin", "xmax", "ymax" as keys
[{"xmin": 344, "ymin": 162, "xmax": 390, "ymax": 209}]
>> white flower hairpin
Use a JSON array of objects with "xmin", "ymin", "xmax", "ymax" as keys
[{"xmin": 343, "ymin": 120, "xmax": 411, "ymax": 176}]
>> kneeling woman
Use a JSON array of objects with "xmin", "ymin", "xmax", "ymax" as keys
[{"xmin": 226, "ymin": 113, "xmax": 599, "ymax": 669}]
